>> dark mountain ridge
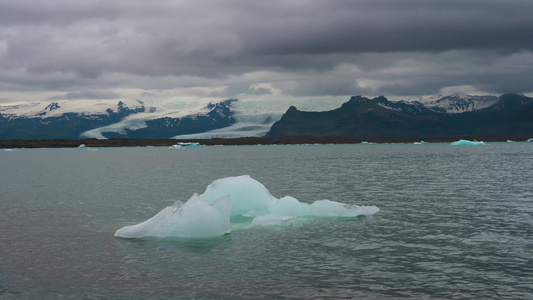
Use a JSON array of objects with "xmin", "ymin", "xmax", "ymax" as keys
[{"xmin": 266, "ymin": 94, "xmax": 533, "ymax": 138}]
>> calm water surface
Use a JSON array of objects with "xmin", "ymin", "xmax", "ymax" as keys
[{"xmin": 1, "ymin": 143, "xmax": 532, "ymax": 299}]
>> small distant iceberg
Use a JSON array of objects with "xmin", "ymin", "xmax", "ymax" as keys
[
  {"xmin": 177, "ymin": 142, "xmax": 201, "ymax": 147},
  {"xmin": 78, "ymin": 144, "xmax": 97, "ymax": 151},
  {"xmin": 413, "ymin": 141, "xmax": 427, "ymax": 145},
  {"xmin": 4, "ymin": 149, "xmax": 15, "ymax": 151},
  {"xmin": 115, "ymin": 175, "xmax": 379, "ymax": 239},
  {"xmin": 527, "ymin": 138, "xmax": 533, "ymax": 142},
  {"xmin": 451, "ymin": 139, "xmax": 485, "ymax": 146},
  {"xmin": 169, "ymin": 142, "xmax": 201, "ymax": 149},
  {"xmin": 361, "ymin": 141, "xmax": 376, "ymax": 145}
]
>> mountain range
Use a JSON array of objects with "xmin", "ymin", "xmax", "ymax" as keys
[
  {"xmin": 1, "ymin": 93, "xmax": 532, "ymax": 140},
  {"xmin": 266, "ymin": 94, "xmax": 533, "ymax": 138},
  {"xmin": 0, "ymin": 99, "xmax": 236, "ymax": 140}
]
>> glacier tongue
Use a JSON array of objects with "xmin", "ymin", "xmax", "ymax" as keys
[{"xmin": 115, "ymin": 175, "xmax": 379, "ymax": 239}]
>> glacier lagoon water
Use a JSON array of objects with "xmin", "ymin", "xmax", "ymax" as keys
[{"xmin": 1, "ymin": 143, "xmax": 532, "ymax": 299}]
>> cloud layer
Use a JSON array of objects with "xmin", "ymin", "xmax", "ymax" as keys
[{"xmin": 1, "ymin": 0, "xmax": 532, "ymax": 103}]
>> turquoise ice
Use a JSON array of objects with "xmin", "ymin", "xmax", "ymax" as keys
[{"xmin": 115, "ymin": 175, "xmax": 379, "ymax": 238}]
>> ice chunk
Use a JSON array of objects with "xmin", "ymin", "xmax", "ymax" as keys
[
  {"xmin": 200, "ymin": 175, "xmax": 276, "ymax": 217},
  {"xmin": 269, "ymin": 196, "xmax": 311, "ymax": 216},
  {"xmin": 310, "ymin": 200, "xmax": 379, "ymax": 217},
  {"xmin": 177, "ymin": 142, "xmax": 201, "ymax": 147},
  {"xmin": 115, "ymin": 194, "xmax": 232, "ymax": 238},
  {"xmin": 252, "ymin": 214, "xmax": 296, "ymax": 226},
  {"xmin": 451, "ymin": 139, "xmax": 485, "ymax": 145},
  {"xmin": 116, "ymin": 175, "xmax": 379, "ymax": 239}
]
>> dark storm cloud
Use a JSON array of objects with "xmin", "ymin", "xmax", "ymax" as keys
[
  {"xmin": 242, "ymin": 1, "xmax": 533, "ymax": 55},
  {"xmin": 0, "ymin": 0, "xmax": 532, "ymax": 99}
]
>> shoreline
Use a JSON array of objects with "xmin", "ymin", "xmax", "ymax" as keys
[{"xmin": 1, "ymin": 135, "xmax": 532, "ymax": 148}]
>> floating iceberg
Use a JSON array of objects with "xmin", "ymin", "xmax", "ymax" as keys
[
  {"xmin": 115, "ymin": 175, "xmax": 379, "ymax": 239},
  {"xmin": 200, "ymin": 175, "xmax": 276, "ymax": 217},
  {"xmin": 115, "ymin": 194, "xmax": 232, "ymax": 238},
  {"xmin": 451, "ymin": 139, "xmax": 485, "ymax": 146},
  {"xmin": 169, "ymin": 142, "xmax": 201, "ymax": 149},
  {"xmin": 177, "ymin": 142, "xmax": 201, "ymax": 147}
]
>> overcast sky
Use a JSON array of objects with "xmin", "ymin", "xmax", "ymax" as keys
[{"xmin": 1, "ymin": 0, "xmax": 532, "ymax": 104}]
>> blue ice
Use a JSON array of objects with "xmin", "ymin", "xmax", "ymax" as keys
[
  {"xmin": 115, "ymin": 175, "xmax": 379, "ymax": 239},
  {"xmin": 451, "ymin": 139, "xmax": 485, "ymax": 145}
]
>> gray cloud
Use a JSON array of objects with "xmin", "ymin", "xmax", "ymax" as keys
[
  {"xmin": 209, "ymin": 83, "xmax": 273, "ymax": 98},
  {"xmin": 0, "ymin": 0, "xmax": 532, "ymax": 102},
  {"xmin": 50, "ymin": 90, "xmax": 121, "ymax": 100}
]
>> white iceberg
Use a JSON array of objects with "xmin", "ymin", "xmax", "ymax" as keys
[
  {"xmin": 115, "ymin": 175, "xmax": 379, "ymax": 239},
  {"xmin": 269, "ymin": 196, "xmax": 312, "ymax": 216},
  {"xmin": 451, "ymin": 139, "xmax": 485, "ymax": 146},
  {"xmin": 177, "ymin": 142, "xmax": 201, "ymax": 147},
  {"xmin": 115, "ymin": 194, "xmax": 232, "ymax": 239}
]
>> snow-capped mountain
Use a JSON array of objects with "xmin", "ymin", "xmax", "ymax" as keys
[
  {"xmin": 0, "ymin": 99, "xmax": 236, "ymax": 140},
  {"xmin": 0, "ymin": 99, "xmax": 145, "ymax": 120},
  {"xmin": 0, "ymin": 93, "xmax": 528, "ymax": 140},
  {"xmin": 423, "ymin": 95, "xmax": 499, "ymax": 113}
]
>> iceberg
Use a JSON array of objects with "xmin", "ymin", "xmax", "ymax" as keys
[
  {"xmin": 115, "ymin": 194, "xmax": 232, "ymax": 238},
  {"xmin": 451, "ymin": 139, "xmax": 485, "ymax": 146},
  {"xmin": 115, "ymin": 175, "xmax": 379, "ymax": 239},
  {"xmin": 200, "ymin": 175, "xmax": 276, "ymax": 217},
  {"xmin": 177, "ymin": 142, "xmax": 201, "ymax": 147}
]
